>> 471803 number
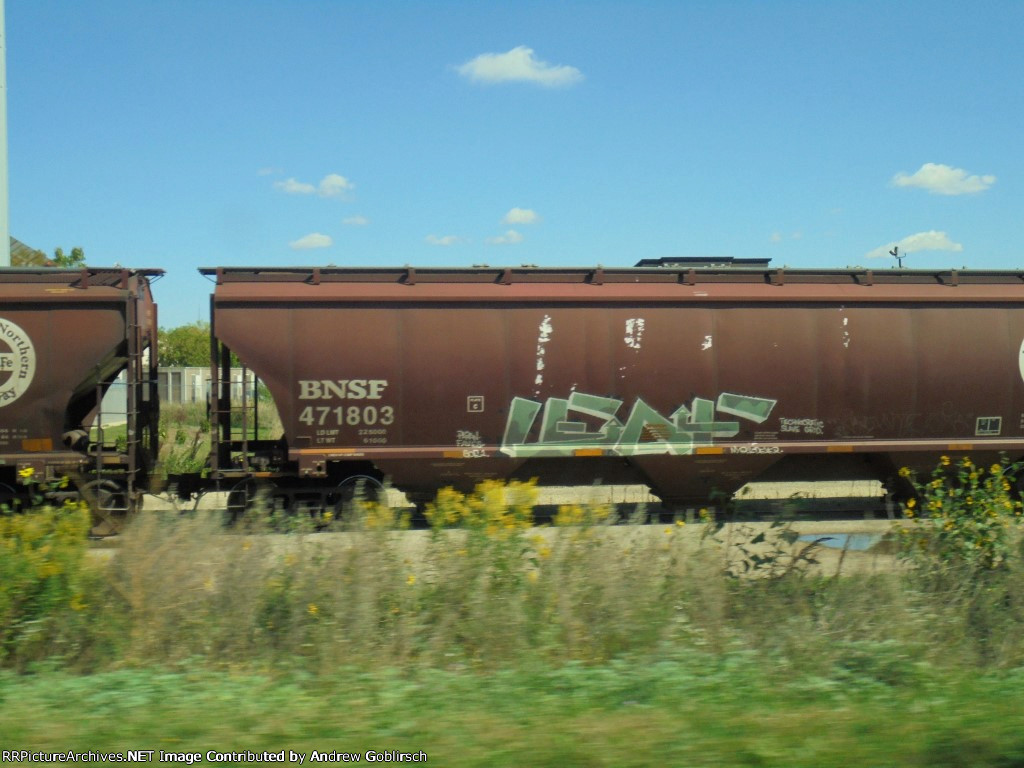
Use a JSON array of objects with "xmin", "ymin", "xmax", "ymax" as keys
[{"xmin": 298, "ymin": 405, "xmax": 395, "ymax": 427}]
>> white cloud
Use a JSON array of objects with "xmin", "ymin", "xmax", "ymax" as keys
[
  {"xmin": 274, "ymin": 177, "xmax": 316, "ymax": 195},
  {"xmin": 343, "ymin": 215, "xmax": 369, "ymax": 227},
  {"xmin": 891, "ymin": 163, "xmax": 996, "ymax": 195},
  {"xmin": 274, "ymin": 173, "xmax": 355, "ymax": 198},
  {"xmin": 457, "ymin": 46, "xmax": 583, "ymax": 87},
  {"xmin": 487, "ymin": 229, "xmax": 524, "ymax": 245},
  {"xmin": 865, "ymin": 230, "xmax": 963, "ymax": 261},
  {"xmin": 425, "ymin": 234, "xmax": 462, "ymax": 246},
  {"xmin": 289, "ymin": 233, "xmax": 333, "ymax": 250},
  {"xmin": 318, "ymin": 173, "xmax": 355, "ymax": 198},
  {"xmin": 503, "ymin": 207, "xmax": 541, "ymax": 225}
]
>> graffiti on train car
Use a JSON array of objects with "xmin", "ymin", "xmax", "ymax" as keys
[{"xmin": 499, "ymin": 391, "xmax": 777, "ymax": 457}]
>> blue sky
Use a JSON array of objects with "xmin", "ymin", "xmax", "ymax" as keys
[{"xmin": 7, "ymin": 0, "xmax": 1023, "ymax": 328}]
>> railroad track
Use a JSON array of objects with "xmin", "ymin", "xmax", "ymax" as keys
[{"xmin": 123, "ymin": 478, "xmax": 897, "ymax": 530}]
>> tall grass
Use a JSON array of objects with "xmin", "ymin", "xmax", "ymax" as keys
[
  {"xmin": 157, "ymin": 399, "xmax": 285, "ymax": 477},
  {"xmin": 2, "ymin": 467, "xmax": 1024, "ymax": 675}
]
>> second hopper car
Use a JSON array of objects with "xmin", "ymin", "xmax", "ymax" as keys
[{"xmin": 196, "ymin": 264, "xmax": 1024, "ymax": 513}]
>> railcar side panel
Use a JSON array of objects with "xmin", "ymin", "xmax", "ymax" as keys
[{"xmin": 205, "ymin": 267, "xmax": 1024, "ymax": 504}]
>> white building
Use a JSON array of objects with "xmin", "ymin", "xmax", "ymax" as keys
[
  {"xmin": 97, "ymin": 368, "xmax": 249, "ymax": 425},
  {"xmin": 157, "ymin": 367, "xmax": 249, "ymax": 404}
]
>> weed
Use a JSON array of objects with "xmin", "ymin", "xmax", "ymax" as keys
[
  {"xmin": 0, "ymin": 499, "xmax": 103, "ymax": 669},
  {"xmin": 897, "ymin": 455, "xmax": 1023, "ymax": 574},
  {"xmin": 3, "ymin": 473, "xmax": 1024, "ymax": 676},
  {"xmin": 895, "ymin": 456, "xmax": 1024, "ymax": 665}
]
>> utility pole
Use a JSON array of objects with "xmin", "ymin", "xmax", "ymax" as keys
[{"xmin": 0, "ymin": 0, "xmax": 9, "ymax": 267}]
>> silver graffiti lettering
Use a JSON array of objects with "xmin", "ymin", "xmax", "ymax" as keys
[{"xmin": 499, "ymin": 391, "xmax": 777, "ymax": 457}]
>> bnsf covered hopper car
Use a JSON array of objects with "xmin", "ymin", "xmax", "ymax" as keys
[
  {"xmin": 0, "ymin": 268, "xmax": 161, "ymax": 533},
  {"xmin": 200, "ymin": 265, "xmax": 1024, "ymax": 511}
]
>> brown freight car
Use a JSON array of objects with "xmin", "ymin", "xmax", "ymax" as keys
[
  {"xmin": 0, "ymin": 268, "xmax": 161, "ymax": 533},
  {"xmin": 200, "ymin": 265, "xmax": 1024, "ymax": 512}
]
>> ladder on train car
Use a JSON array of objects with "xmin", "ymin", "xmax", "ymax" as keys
[
  {"xmin": 86, "ymin": 277, "xmax": 159, "ymax": 534},
  {"xmin": 209, "ymin": 337, "xmax": 262, "ymax": 476}
]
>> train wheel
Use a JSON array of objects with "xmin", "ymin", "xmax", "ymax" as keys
[
  {"xmin": 331, "ymin": 474, "xmax": 385, "ymax": 515},
  {"xmin": 83, "ymin": 480, "xmax": 131, "ymax": 537},
  {"xmin": 0, "ymin": 482, "xmax": 20, "ymax": 511}
]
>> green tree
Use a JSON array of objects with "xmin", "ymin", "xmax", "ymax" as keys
[
  {"xmin": 51, "ymin": 247, "xmax": 86, "ymax": 268},
  {"xmin": 158, "ymin": 322, "xmax": 210, "ymax": 367}
]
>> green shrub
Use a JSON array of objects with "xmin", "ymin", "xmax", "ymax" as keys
[
  {"xmin": 0, "ymin": 500, "xmax": 99, "ymax": 668},
  {"xmin": 897, "ymin": 455, "xmax": 1024, "ymax": 573},
  {"xmin": 895, "ymin": 456, "xmax": 1024, "ymax": 666}
]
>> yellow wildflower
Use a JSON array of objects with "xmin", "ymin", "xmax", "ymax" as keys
[
  {"xmin": 307, "ymin": 603, "xmax": 318, "ymax": 616},
  {"xmin": 406, "ymin": 574, "xmax": 416, "ymax": 586},
  {"xmin": 940, "ymin": 455, "xmax": 951, "ymax": 466},
  {"xmin": 898, "ymin": 467, "xmax": 912, "ymax": 478},
  {"xmin": 676, "ymin": 519, "xmax": 685, "ymax": 527},
  {"xmin": 17, "ymin": 467, "xmax": 34, "ymax": 480}
]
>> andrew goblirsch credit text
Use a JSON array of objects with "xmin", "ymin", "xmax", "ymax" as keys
[{"xmin": 1, "ymin": 750, "xmax": 428, "ymax": 763}]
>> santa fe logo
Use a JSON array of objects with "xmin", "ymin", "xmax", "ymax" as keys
[{"xmin": 0, "ymin": 318, "xmax": 36, "ymax": 407}]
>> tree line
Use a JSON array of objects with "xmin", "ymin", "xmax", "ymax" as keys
[{"xmin": 158, "ymin": 323, "xmax": 209, "ymax": 367}]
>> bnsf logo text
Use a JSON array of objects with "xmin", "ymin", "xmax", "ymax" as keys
[{"xmin": 298, "ymin": 380, "xmax": 389, "ymax": 400}]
